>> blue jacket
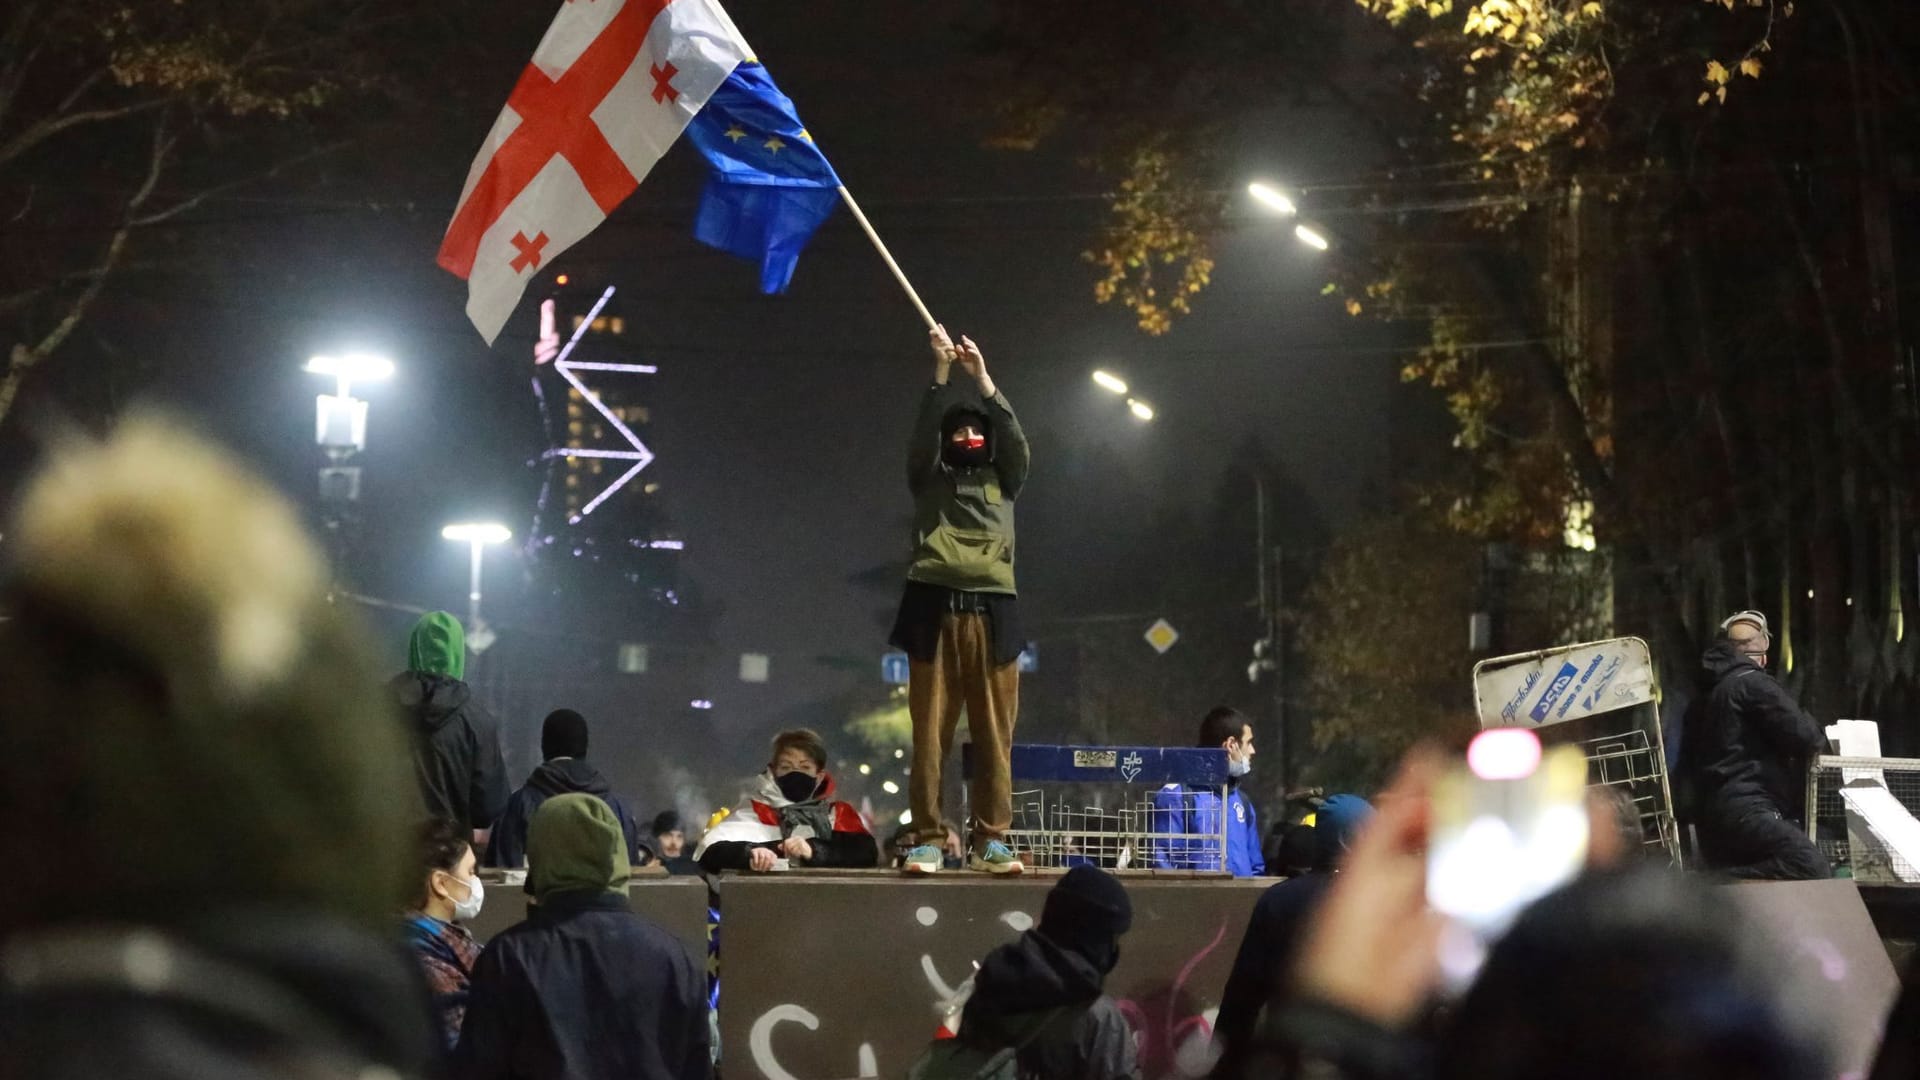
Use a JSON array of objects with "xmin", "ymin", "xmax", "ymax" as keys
[{"xmin": 1150, "ymin": 784, "xmax": 1264, "ymax": 877}]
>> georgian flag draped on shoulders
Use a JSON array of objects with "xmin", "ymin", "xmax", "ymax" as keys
[{"xmin": 437, "ymin": 0, "xmax": 841, "ymax": 344}]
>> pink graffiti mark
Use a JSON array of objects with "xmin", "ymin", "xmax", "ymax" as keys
[{"xmin": 1115, "ymin": 917, "xmax": 1230, "ymax": 1076}]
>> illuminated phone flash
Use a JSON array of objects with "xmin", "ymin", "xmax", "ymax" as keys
[{"xmin": 1468, "ymin": 727, "xmax": 1543, "ymax": 781}]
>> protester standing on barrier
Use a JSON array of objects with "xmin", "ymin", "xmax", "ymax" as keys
[
  {"xmin": 1680, "ymin": 610, "xmax": 1831, "ymax": 880},
  {"xmin": 893, "ymin": 324, "xmax": 1032, "ymax": 875}
]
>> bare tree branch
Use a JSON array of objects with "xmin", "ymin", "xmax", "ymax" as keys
[
  {"xmin": 0, "ymin": 96, "xmax": 174, "ymax": 169},
  {"xmin": 0, "ymin": 117, "xmax": 171, "ymax": 425},
  {"xmin": 131, "ymin": 138, "xmax": 352, "ymax": 227}
]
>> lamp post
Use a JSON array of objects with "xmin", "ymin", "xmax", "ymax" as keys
[
  {"xmin": 1087, "ymin": 371, "xmax": 1286, "ymax": 786},
  {"xmin": 305, "ymin": 352, "xmax": 393, "ymax": 583},
  {"xmin": 441, "ymin": 523, "xmax": 512, "ymax": 641}
]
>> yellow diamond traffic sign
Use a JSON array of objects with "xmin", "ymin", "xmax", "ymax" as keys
[{"xmin": 1144, "ymin": 618, "xmax": 1180, "ymax": 655}]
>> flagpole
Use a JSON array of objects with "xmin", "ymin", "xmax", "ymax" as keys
[{"xmin": 837, "ymin": 186, "xmax": 937, "ymax": 332}]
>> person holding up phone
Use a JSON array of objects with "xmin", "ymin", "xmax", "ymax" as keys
[{"xmin": 893, "ymin": 325, "xmax": 1031, "ymax": 875}]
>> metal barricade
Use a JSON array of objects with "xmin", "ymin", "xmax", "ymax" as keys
[
  {"xmin": 1806, "ymin": 754, "xmax": 1920, "ymax": 885},
  {"xmin": 1473, "ymin": 637, "xmax": 1683, "ymax": 864},
  {"xmin": 962, "ymin": 744, "xmax": 1230, "ymax": 872}
]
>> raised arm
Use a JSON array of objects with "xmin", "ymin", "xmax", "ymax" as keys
[
  {"xmin": 955, "ymin": 335, "xmax": 1030, "ymax": 498},
  {"xmin": 907, "ymin": 324, "xmax": 963, "ymax": 493}
]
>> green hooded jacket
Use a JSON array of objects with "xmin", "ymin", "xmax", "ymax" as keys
[
  {"xmin": 905, "ymin": 381, "xmax": 1031, "ymax": 594},
  {"xmin": 408, "ymin": 611, "xmax": 465, "ymax": 681},
  {"xmin": 527, "ymin": 793, "xmax": 631, "ymax": 902}
]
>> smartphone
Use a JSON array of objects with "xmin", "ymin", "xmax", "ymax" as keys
[{"xmin": 1427, "ymin": 728, "xmax": 1589, "ymax": 939}]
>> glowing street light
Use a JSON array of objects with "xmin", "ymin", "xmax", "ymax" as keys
[
  {"xmin": 1091, "ymin": 370, "xmax": 1130, "ymax": 395},
  {"xmin": 442, "ymin": 522, "xmax": 512, "ymax": 643},
  {"xmin": 1247, "ymin": 181, "xmax": 1298, "ymax": 216},
  {"xmin": 306, "ymin": 352, "xmax": 394, "ymax": 402},
  {"xmin": 1127, "ymin": 398, "xmax": 1155, "ymax": 422},
  {"xmin": 1294, "ymin": 224, "xmax": 1331, "ymax": 252}
]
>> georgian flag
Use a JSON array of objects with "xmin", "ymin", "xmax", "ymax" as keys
[{"xmin": 440, "ymin": 0, "xmax": 822, "ymax": 344}]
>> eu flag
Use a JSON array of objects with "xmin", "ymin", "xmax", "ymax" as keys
[{"xmin": 685, "ymin": 62, "xmax": 841, "ymax": 294}]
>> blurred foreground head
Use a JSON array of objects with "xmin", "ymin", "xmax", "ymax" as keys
[
  {"xmin": 0, "ymin": 417, "xmax": 416, "ymax": 932},
  {"xmin": 1439, "ymin": 866, "xmax": 1827, "ymax": 1080}
]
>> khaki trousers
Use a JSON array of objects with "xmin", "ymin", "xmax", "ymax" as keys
[{"xmin": 907, "ymin": 613, "xmax": 1020, "ymax": 850}]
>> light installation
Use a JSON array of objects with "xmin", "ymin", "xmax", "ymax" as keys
[{"xmin": 534, "ymin": 287, "xmax": 658, "ymax": 523}]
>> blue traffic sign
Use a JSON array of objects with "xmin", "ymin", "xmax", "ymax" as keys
[{"xmin": 882, "ymin": 651, "xmax": 910, "ymax": 686}]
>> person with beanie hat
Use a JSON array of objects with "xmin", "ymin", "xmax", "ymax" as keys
[
  {"xmin": 649, "ymin": 811, "xmax": 700, "ymax": 876},
  {"xmin": 391, "ymin": 610, "xmax": 511, "ymax": 839},
  {"xmin": 485, "ymin": 708, "xmax": 648, "ymax": 870},
  {"xmin": 954, "ymin": 866, "xmax": 1139, "ymax": 1079},
  {"xmin": 1210, "ymin": 794, "xmax": 1373, "ymax": 1078},
  {"xmin": 0, "ymin": 417, "xmax": 436, "ymax": 1079},
  {"xmin": 454, "ymin": 794, "xmax": 709, "ymax": 1080}
]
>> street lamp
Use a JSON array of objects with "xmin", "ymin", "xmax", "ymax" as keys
[
  {"xmin": 306, "ymin": 352, "xmax": 394, "ymax": 584},
  {"xmin": 306, "ymin": 352, "xmax": 395, "ymax": 401},
  {"xmin": 1126, "ymin": 398, "xmax": 1155, "ymax": 421},
  {"xmin": 1293, "ymin": 224, "xmax": 1331, "ymax": 252},
  {"xmin": 1247, "ymin": 181, "xmax": 1298, "ymax": 216},
  {"xmin": 442, "ymin": 522, "xmax": 511, "ymax": 644},
  {"xmin": 1091, "ymin": 370, "xmax": 1130, "ymax": 395}
]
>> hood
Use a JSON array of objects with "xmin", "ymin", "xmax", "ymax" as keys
[
  {"xmin": 939, "ymin": 403, "xmax": 993, "ymax": 468},
  {"xmin": 526, "ymin": 792, "xmax": 629, "ymax": 901},
  {"xmin": 407, "ymin": 612, "xmax": 465, "ymax": 680},
  {"xmin": 526, "ymin": 758, "xmax": 613, "ymax": 799},
  {"xmin": 388, "ymin": 671, "xmax": 471, "ymax": 732},
  {"xmin": 1700, "ymin": 639, "xmax": 1762, "ymax": 686},
  {"xmin": 971, "ymin": 929, "xmax": 1106, "ymax": 1019},
  {"xmin": 1314, "ymin": 793, "xmax": 1373, "ymax": 871}
]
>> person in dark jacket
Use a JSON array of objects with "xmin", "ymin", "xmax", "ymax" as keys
[
  {"xmin": 404, "ymin": 819, "xmax": 486, "ymax": 1052},
  {"xmin": 391, "ymin": 610, "xmax": 510, "ymax": 840},
  {"xmin": 649, "ymin": 811, "xmax": 702, "ymax": 875},
  {"xmin": 0, "ymin": 418, "xmax": 435, "ymax": 1080},
  {"xmin": 1210, "ymin": 794, "xmax": 1372, "ymax": 1078},
  {"xmin": 485, "ymin": 709, "xmax": 646, "ymax": 869},
  {"xmin": 958, "ymin": 865, "xmax": 1139, "ymax": 1080},
  {"xmin": 895, "ymin": 325, "xmax": 1032, "ymax": 875},
  {"xmin": 695, "ymin": 729, "xmax": 879, "ymax": 872},
  {"xmin": 1680, "ymin": 610, "xmax": 1830, "ymax": 880},
  {"xmin": 453, "ymin": 793, "xmax": 709, "ymax": 1080}
]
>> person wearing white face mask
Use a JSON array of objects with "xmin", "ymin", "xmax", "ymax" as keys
[
  {"xmin": 1151, "ymin": 707, "xmax": 1267, "ymax": 877},
  {"xmin": 404, "ymin": 819, "xmax": 487, "ymax": 1052}
]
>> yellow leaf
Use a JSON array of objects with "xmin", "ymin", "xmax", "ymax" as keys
[
  {"xmin": 1500, "ymin": 22, "xmax": 1519, "ymax": 40},
  {"xmin": 1705, "ymin": 60, "xmax": 1730, "ymax": 85},
  {"xmin": 1697, "ymin": 90, "xmax": 1711, "ymax": 105},
  {"xmin": 1580, "ymin": 1, "xmax": 1601, "ymax": 14},
  {"xmin": 1345, "ymin": 298, "xmax": 1364, "ymax": 316},
  {"xmin": 1739, "ymin": 56, "xmax": 1763, "ymax": 78},
  {"xmin": 1715, "ymin": 85, "xmax": 1728, "ymax": 104}
]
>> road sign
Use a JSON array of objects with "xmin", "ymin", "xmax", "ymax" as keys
[
  {"xmin": 882, "ymin": 651, "xmax": 910, "ymax": 685},
  {"xmin": 739, "ymin": 653, "xmax": 770, "ymax": 683},
  {"xmin": 1144, "ymin": 618, "xmax": 1180, "ymax": 655}
]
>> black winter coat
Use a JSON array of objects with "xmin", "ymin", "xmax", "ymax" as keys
[
  {"xmin": 1680, "ymin": 641, "xmax": 1827, "ymax": 819},
  {"xmin": 960, "ymin": 930, "xmax": 1139, "ymax": 1080},
  {"xmin": 484, "ymin": 759, "xmax": 647, "ymax": 869},
  {"xmin": 451, "ymin": 891, "xmax": 709, "ymax": 1080},
  {"xmin": 391, "ymin": 672, "xmax": 510, "ymax": 833},
  {"xmin": 1211, "ymin": 872, "xmax": 1336, "ymax": 1078}
]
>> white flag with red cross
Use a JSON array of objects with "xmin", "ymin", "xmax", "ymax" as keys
[{"xmin": 437, "ymin": 0, "xmax": 755, "ymax": 344}]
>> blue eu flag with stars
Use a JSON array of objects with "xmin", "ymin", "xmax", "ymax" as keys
[{"xmin": 685, "ymin": 62, "xmax": 841, "ymax": 294}]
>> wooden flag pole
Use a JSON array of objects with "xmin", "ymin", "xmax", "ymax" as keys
[{"xmin": 837, "ymin": 186, "xmax": 937, "ymax": 332}]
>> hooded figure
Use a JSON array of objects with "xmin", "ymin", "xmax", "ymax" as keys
[
  {"xmin": 891, "ymin": 327, "xmax": 1033, "ymax": 874},
  {"xmin": 957, "ymin": 866, "xmax": 1139, "ymax": 1079},
  {"xmin": 1210, "ymin": 794, "xmax": 1374, "ymax": 1079},
  {"xmin": 485, "ymin": 709, "xmax": 647, "ymax": 869},
  {"xmin": 391, "ymin": 612, "xmax": 510, "ymax": 835},
  {"xmin": 453, "ymin": 794, "xmax": 708, "ymax": 1080},
  {"xmin": 1679, "ymin": 617, "xmax": 1829, "ymax": 880},
  {"xmin": 0, "ymin": 417, "xmax": 434, "ymax": 1080}
]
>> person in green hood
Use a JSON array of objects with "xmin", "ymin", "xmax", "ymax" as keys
[
  {"xmin": 454, "ymin": 794, "xmax": 710, "ymax": 1079},
  {"xmin": 391, "ymin": 611, "xmax": 510, "ymax": 842}
]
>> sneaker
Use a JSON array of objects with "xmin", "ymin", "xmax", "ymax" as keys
[
  {"xmin": 969, "ymin": 840, "xmax": 1024, "ymax": 875},
  {"xmin": 902, "ymin": 844, "xmax": 943, "ymax": 875}
]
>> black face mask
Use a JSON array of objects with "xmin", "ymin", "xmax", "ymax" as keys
[{"xmin": 775, "ymin": 771, "xmax": 821, "ymax": 803}]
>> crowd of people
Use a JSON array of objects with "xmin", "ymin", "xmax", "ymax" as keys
[{"xmin": 3, "ymin": 410, "xmax": 1917, "ymax": 1080}]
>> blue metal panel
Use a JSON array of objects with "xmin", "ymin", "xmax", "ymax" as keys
[
  {"xmin": 961, "ymin": 744, "xmax": 1228, "ymax": 786},
  {"xmin": 881, "ymin": 651, "xmax": 909, "ymax": 686}
]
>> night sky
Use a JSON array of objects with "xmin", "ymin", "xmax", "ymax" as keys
[{"xmin": 5, "ymin": 2, "xmax": 1404, "ymax": 790}]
